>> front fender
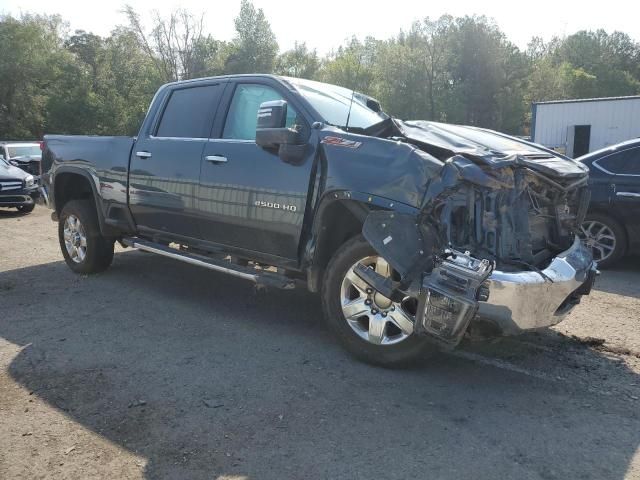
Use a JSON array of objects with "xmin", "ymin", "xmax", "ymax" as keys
[{"xmin": 319, "ymin": 129, "xmax": 443, "ymax": 209}]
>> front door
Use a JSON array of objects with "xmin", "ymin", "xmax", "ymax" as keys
[
  {"xmin": 129, "ymin": 82, "xmax": 225, "ymax": 239},
  {"xmin": 198, "ymin": 80, "xmax": 315, "ymax": 260}
]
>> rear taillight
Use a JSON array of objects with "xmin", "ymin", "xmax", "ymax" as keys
[{"xmin": 39, "ymin": 141, "xmax": 44, "ymax": 151}]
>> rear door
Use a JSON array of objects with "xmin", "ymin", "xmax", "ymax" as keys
[
  {"xmin": 197, "ymin": 78, "xmax": 315, "ymax": 260},
  {"xmin": 595, "ymin": 146, "xmax": 640, "ymax": 238},
  {"xmin": 129, "ymin": 82, "xmax": 225, "ymax": 239}
]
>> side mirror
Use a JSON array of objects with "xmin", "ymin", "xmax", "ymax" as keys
[
  {"xmin": 255, "ymin": 100, "xmax": 304, "ymax": 150},
  {"xmin": 258, "ymin": 99, "xmax": 287, "ymax": 129}
]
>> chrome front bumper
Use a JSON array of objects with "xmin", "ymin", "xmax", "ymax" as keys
[{"xmin": 476, "ymin": 237, "xmax": 597, "ymax": 334}]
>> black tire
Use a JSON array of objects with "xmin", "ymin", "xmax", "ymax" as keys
[
  {"xmin": 582, "ymin": 213, "xmax": 627, "ymax": 269},
  {"xmin": 321, "ymin": 235, "xmax": 436, "ymax": 367},
  {"xmin": 16, "ymin": 203, "xmax": 35, "ymax": 214},
  {"xmin": 58, "ymin": 199, "xmax": 114, "ymax": 274}
]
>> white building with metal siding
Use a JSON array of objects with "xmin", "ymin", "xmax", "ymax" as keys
[{"xmin": 531, "ymin": 96, "xmax": 640, "ymax": 158}]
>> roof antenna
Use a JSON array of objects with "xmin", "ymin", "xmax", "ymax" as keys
[{"xmin": 344, "ymin": 52, "xmax": 364, "ymax": 132}]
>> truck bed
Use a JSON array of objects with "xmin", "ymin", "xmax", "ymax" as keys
[{"xmin": 42, "ymin": 135, "xmax": 135, "ymax": 211}]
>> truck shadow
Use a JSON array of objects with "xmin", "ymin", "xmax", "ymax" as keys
[
  {"xmin": 0, "ymin": 208, "xmax": 30, "ymax": 218},
  {"xmin": 1, "ymin": 250, "xmax": 639, "ymax": 479},
  {"xmin": 594, "ymin": 256, "xmax": 640, "ymax": 299}
]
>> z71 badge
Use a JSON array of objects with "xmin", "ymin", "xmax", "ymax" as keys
[
  {"xmin": 254, "ymin": 200, "xmax": 297, "ymax": 212},
  {"xmin": 321, "ymin": 136, "xmax": 362, "ymax": 148}
]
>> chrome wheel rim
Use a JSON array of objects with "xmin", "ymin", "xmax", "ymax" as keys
[
  {"xmin": 63, "ymin": 215, "xmax": 87, "ymax": 263},
  {"xmin": 340, "ymin": 256, "xmax": 416, "ymax": 345},
  {"xmin": 579, "ymin": 220, "xmax": 616, "ymax": 263}
]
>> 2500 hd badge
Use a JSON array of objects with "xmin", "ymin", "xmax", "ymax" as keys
[{"xmin": 254, "ymin": 200, "xmax": 297, "ymax": 212}]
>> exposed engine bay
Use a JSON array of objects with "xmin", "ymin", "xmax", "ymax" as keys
[{"xmin": 421, "ymin": 155, "xmax": 590, "ymax": 272}]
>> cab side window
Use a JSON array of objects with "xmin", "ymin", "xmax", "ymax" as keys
[
  {"xmin": 222, "ymin": 84, "xmax": 298, "ymax": 141},
  {"xmin": 156, "ymin": 84, "xmax": 222, "ymax": 139},
  {"xmin": 598, "ymin": 147, "xmax": 640, "ymax": 175}
]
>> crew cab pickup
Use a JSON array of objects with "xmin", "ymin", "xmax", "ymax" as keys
[{"xmin": 41, "ymin": 75, "xmax": 597, "ymax": 366}]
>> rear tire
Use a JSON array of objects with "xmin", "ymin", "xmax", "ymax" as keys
[
  {"xmin": 321, "ymin": 235, "xmax": 436, "ymax": 367},
  {"xmin": 58, "ymin": 199, "xmax": 114, "ymax": 274}
]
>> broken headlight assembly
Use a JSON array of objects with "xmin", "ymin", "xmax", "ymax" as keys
[
  {"xmin": 415, "ymin": 250, "xmax": 493, "ymax": 346},
  {"xmin": 24, "ymin": 174, "xmax": 35, "ymax": 188}
]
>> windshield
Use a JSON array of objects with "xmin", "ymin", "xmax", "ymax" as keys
[
  {"xmin": 284, "ymin": 77, "xmax": 385, "ymax": 130},
  {"xmin": 7, "ymin": 145, "xmax": 41, "ymax": 158}
]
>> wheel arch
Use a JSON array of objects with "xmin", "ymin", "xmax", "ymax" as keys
[
  {"xmin": 304, "ymin": 198, "xmax": 368, "ymax": 292},
  {"xmin": 53, "ymin": 169, "xmax": 113, "ymax": 236},
  {"xmin": 304, "ymin": 191, "xmax": 417, "ymax": 292}
]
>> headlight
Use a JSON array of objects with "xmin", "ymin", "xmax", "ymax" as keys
[{"xmin": 24, "ymin": 175, "xmax": 35, "ymax": 187}]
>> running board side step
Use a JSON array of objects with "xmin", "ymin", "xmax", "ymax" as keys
[{"xmin": 121, "ymin": 238, "xmax": 296, "ymax": 289}]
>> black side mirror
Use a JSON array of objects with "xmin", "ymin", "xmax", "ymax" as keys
[
  {"xmin": 258, "ymin": 99, "xmax": 287, "ymax": 129},
  {"xmin": 256, "ymin": 100, "xmax": 304, "ymax": 150}
]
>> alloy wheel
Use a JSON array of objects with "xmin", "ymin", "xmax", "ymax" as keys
[
  {"xmin": 339, "ymin": 256, "xmax": 416, "ymax": 345},
  {"xmin": 579, "ymin": 220, "xmax": 616, "ymax": 263},
  {"xmin": 63, "ymin": 215, "xmax": 88, "ymax": 263}
]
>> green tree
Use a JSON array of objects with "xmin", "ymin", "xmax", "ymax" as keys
[
  {"xmin": 0, "ymin": 14, "xmax": 69, "ymax": 139},
  {"xmin": 558, "ymin": 30, "xmax": 640, "ymax": 96},
  {"xmin": 123, "ymin": 5, "xmax": 222, "ymax": 82},
  {"xmin": 224, "ymin": 0, "xmax": 278, "ymax": 74},
  {"xmin": 50, "ymin": 25, "xmax": 161, "ymax": 136},
  {"xmin": 96, "ymin": 28, "xmax": 163, "ymax": 134},
  {"xmin": 319, "ymin": 37, "xmax": 379, "ymax": 95},
  {"xmin": 374, "ymin": 16, "xmax": 454, "ymax": 121},
  {"xmin": 526, "ymin": 30, "xmax": 640, "ymax": 106},
  {"xmin": 276, "ymin": 42, "xmax": 321, "ymax": 78},
  {"xmin": 445, "ymin": 17, "xmax": 505, "ymax": 128}
]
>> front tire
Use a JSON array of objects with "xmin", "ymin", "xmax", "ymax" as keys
[
  {"xmin": 58, "ymin": 200, "xmax": 114, "ymax": 274},
  {"xmin": 321, "ymin": 235, "xmax": 435, "ymax": 367}
]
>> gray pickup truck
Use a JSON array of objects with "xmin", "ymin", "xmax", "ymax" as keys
[{"xmin": 41, "ymin": 75, "xmax": 597, "ymax": 366}]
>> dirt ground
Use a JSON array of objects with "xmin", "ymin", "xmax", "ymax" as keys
[{"xmin": 1, "ymin": 206, "xmax": 639, "ymax": 480}]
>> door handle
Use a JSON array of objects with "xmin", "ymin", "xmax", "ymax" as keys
[
  {"xmin": 136, "ymin": 151, "xmax": 152, "ymax": 159},
  {"xmin": 616, "ymin": 191, "xmax": 640, "ymax": 198},
  {"xmin": 205, "ymin": 155, "xmax": 228, "ymax": 164}
]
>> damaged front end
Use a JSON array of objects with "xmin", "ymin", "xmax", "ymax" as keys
[{"xmin": 361, "ymin": 144, "xmax": 597, "ymax": 347}]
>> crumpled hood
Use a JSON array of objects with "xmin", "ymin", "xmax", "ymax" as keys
[
  {"xmin": 397, "ymin": 120, "xmax": 589, "ymax": 179},
  {"xmin": 0, "ymin": 160, "xmax": 29, "ymax": 180}
]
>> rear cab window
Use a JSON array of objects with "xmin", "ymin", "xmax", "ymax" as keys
[{"xmin": 155, "ymin": 84, "xmax": 223, "ymax": 139}]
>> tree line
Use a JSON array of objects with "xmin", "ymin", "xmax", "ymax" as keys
[{"xmin": 1, "ymin": 0, "xmax": 639, "ymax": 140}]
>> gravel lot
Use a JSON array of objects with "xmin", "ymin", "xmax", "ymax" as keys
[{"xmin": 1, "ymin": 206, "xmax": 639, "ymax": 480}]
